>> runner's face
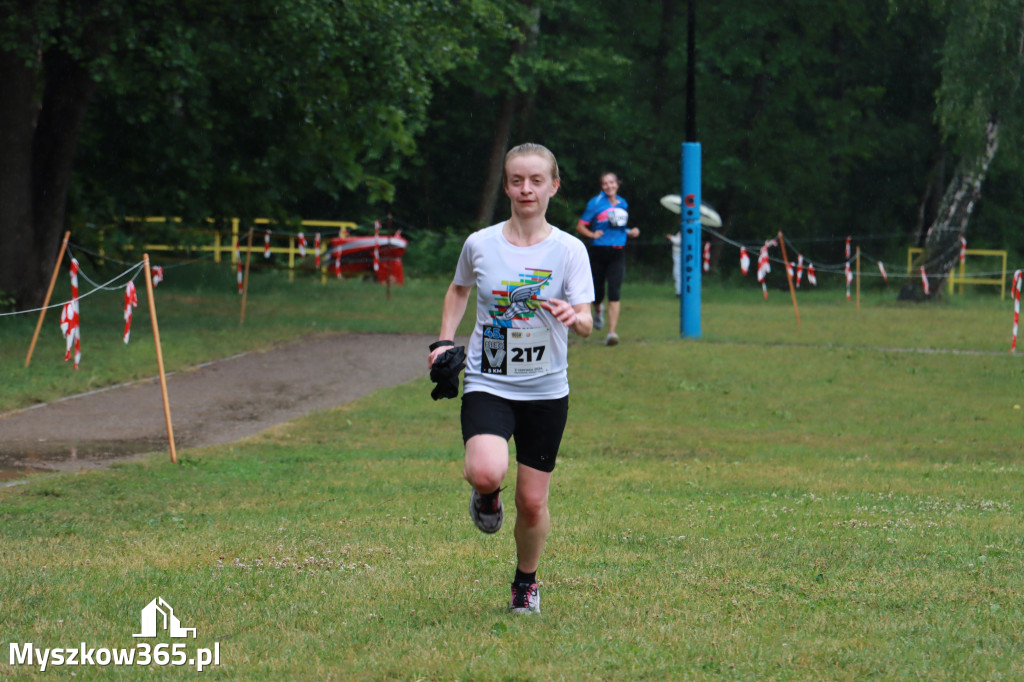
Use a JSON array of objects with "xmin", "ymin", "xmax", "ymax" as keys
[
  {"xmin": 600, "ymin": 173, "xmax": 619, "ymax": 198},
  {"xmin": 505, "ymin": 154, "xmax": 559, "ymax": 219}
]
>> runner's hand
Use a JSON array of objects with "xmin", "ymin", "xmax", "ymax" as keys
[
  {"xmin": 540, "ymin": 298, "xmax": 578, "ymax": 327},
  {"xmin": 428, "ymin": 345, "xmax": 450, "ymax": 368}
]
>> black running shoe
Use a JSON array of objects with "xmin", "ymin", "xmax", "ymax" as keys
[{"xmin": 469, "ymin": 488, "xmax": 504, "ymax": 534}]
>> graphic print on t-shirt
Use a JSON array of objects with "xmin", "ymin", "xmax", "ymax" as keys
[{"xmin": 490, "ymin": 268, "xmax": 552, "ymax": 327}]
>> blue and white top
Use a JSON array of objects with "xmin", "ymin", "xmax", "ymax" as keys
[{"xmin": 579, "ymin": 193, "xmax": 630, "ymax": 248}]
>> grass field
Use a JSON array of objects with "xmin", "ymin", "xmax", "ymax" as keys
[{"xmin": 2, "ymin": 269, "xmax": 1023, "ymax": 680}]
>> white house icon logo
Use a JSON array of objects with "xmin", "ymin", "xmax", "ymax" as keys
[{"xmin": 133, "ymin": 597, "xmax": 197, "ymax": 638}]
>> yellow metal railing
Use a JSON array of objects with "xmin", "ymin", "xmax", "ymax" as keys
[
  {"xmin": 107, "ymin": 217, "xmax": 357, "ymax": 280},
  {"xmin": 907, "ymin": 247, "xmax": 1008, "ymax": 299}
]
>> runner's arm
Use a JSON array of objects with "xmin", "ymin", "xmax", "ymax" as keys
[
  {"xmin": 429, "ymin": 283, "xmax": 472, "ymax": 367},
  {"xmin": 576, "ymin": 219, "xmax": 603, "ymax": 240}
]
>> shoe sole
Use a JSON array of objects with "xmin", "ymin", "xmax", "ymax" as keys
[{"xmin": 469, "ymin": 489, "xmax": 503, "ymax": 534}]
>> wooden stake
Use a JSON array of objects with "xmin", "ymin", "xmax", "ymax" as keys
[
  {"xmin": 856, "ymin": 246, "xmax": 861, "ymax": 311},
  {"xmin": 143, "ymin": 253, "xmax": 177, "ymax": 464},
  {"xmin": 25, "ymin": 231, "xmax": 71, "ymax": 367},
  {"xmin": 776, "ymin": 231, "xmax": 801, "ymax": 326},
  {"xmin": 240, "ymin": 227, "xmax": 253, "ymax": 324}
]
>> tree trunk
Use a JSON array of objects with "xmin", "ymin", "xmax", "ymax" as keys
[
  {"xmin": 0, "ymin": 37, "xmax": 101, "ymax": 310},
  {"xmin": 32, "ymin": 48, "xmax": 101, "ymax": 298},
  {"xmin": 475, "ymin": 94, "xmax": 517, "ymax": 227},
  {"xmin": 920, "ymin": 115, "xmax": 999, "ymax": 298},
  {"xmin": 913, "ymin": 152, "xmax": 946, "ymax": 246},
  {"xmin": 474, "ymin": 3, "xmax": 541, "ymax": 227},
  {"xmin": 0, "ymin": 44, "xmax": 41, "ymax": 309}
]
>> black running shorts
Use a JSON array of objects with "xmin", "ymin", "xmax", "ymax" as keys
[
  {"xmin": 460, "ymin": 391, "xmax": 569, "ymax": 473},
  {"xmin": 590, "ymin": 246, "xmax": 626, "ymax": 303}
]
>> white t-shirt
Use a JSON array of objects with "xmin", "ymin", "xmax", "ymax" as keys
[{"xmin": 453, "ymin": 222, "xmax": 595, "ymax": 400}]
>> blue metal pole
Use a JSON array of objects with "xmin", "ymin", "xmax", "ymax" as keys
[{"xmin": 680, "ymin": 142, "xmax": 702, "ymax": 337}]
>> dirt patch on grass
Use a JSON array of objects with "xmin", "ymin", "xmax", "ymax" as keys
[{"xmin": 0, "ymin": 332, "xmax": 435, "ymax": 481}]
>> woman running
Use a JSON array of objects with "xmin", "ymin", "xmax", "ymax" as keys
[{"xmin": 428, "ymin": 143, "xmax": 594, "ymax": 614}]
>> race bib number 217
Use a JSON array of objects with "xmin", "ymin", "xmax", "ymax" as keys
[{"xmin": 481, "ymin": 325, "xmax": 551, "ymax": 376}]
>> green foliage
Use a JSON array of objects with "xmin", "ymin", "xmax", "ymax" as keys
[
  {"xmin": 71, "ymin": 0, "xmax": 507, "ymax": 223},
  {"xmin": 401, "ymin": 227, "xmax": 466, "ymax": 279},
  {"xmin": 6, "ymin": 0, "xmax": 1024, "ymax": 289},
  {"xmin": 390, "ymin": 0, "xmax": 987, "ymax": 269},
  {"xmin": 916, "ymin": 0, "xmax": 1024, "ymax": 159}
]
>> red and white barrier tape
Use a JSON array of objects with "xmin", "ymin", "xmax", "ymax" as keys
[
  {"xmin": 264, "ymin": 229, "xmax": 271, "ymax": 258},
  {"xmin": 702, "ymin": 241, "xmax": 710, "ymax": 273},
  {"xmin": 298, "ymin": 232, "xmax": 307, "ymax": 257},
  {"xmin": 920, "ymin": 266, "xmax": 929, "ymax": 295},
  {"xmin": 739, "ymin": 247, "xmax": 750, "ymax": 275},
  {"xmin": 123, "ymin": 281, "xmax": 138, "ymax": 344},
  {"xmin": 756, "ymin": 240, "xmax": 774, "ymax": 299},
  {"xmin": 1011, "ymin": 269, "xmax": 1022, "ymax": 353},
  {"xmin": 878, "ymin": 261, "xmax": 888, "ymax": 283},
  {"xmin": 62, "ymin": 258, "xmax": 81, "ymax": 368},
  {"xmin": 315, "ymin": 233, "xmax": 322, "ymax": 269},
  {"xmin": 151, "ymin": 265, "xmax": 164, "ymax": 287},
  {"xmin": 60, "ymin": 302, "xmax": 80, "ymax": 369}
]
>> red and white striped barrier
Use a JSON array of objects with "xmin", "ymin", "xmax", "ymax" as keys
[
  {"xmin": 920, "ymin": 266, "xmax": 929, "ymax": 295},
  {"xmin": 315, "ymin": 233, "xmax": 322, "ymax": 269},
  {"xmin": 264, "ymin": 229, "xmax": 271, "ymax": 258},
  {"xmin": 845, "ymin": 236, "xmax": 851, "ymax": 260},
  {"xmin": 807, "ymin": 262, "xmax": 817, "ymax": 286},
  {"xmin": 123, "ymin": 281, "xmax": 138, "ymax": 344},
  {"xmin": 702, "ymin": 241, "xmax": 711, "ymax": 272},
  {"xmin": 151, "ymin": 266, "xmax": 164, "ymax": 287},
  {"xmin": 878, "ymin": 261, "xmax": 888, "ymax": 283},
  {"xmin": 960, "ymin": 236, "xmax": 967, "ymax": 264},
  {"xmin": 1011, "ymin": 266, "xmax": 1019, "ymax": 350},
  {"xmin": 845, "ymin": 261, "xmax": 852, "ymax": 300},
  {"xmin": 63, "ymin": 258, "xmax": 81, "ymax": 368},
  {"xmin": 739, "ymin": 247, "xmax": 750, "ymax": 275},
  {"xmin": 795, "ymin": 254, "xmax": 804, "ymax": 288},
  {"xmin": 70, "ymin": 257, "xmax": 79, "ymax": 301},
  {"xmin": 60, "ymin": 302, "xmax": 80, "ymax": 369},
  {"xmin": 298, "ymin": 232, "xmax": 307, "ymax": 257},
  {"xmin": 756, "ymin": 241, "xmax": 773, "ymax": 299}
]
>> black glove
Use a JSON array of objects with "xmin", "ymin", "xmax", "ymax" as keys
[{"xmin": 430, "ymin": 345, "xmax": 466, "ymax": 400}]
